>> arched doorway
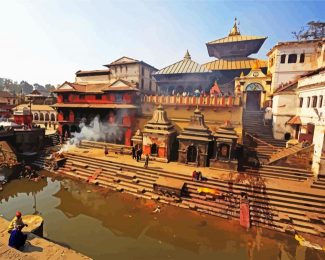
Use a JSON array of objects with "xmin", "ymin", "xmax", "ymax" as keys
[
  {"xmin": 150, "ymin": 143, "xmax": 158, "ymax": 155},
  {"xmin": 45, "ymin": 113, "xmax": 49, "ymax": 121},
  {"xmin": 50, "ymin": 113, "xmax": 56, "ymax": 121},
  {"xmin": 40, "ymin": 113, "xmax": 44, "ymax": 121},
  {"xmin": 34, "ymin": 113, "xmax": 39, "ymax": 121},
  {"xmin": 187, "ymin": 145, "xmax": 197, "ymax": 163},
  {"xmin": 62, "ymin": 124, "xmax": 70, "ymax": 138},
  {"xmin": 245, "ymin": 83, "xmax": 263, "ymax": 111}
]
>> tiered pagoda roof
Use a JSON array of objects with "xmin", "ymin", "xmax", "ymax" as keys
[
  {"xmin": 143, "ymin": 105, "xmax": 176, "ymax": 135},
  {"xmin": 206, "ymin": 18, "xmax": 267, "ymax": 60},
  {"xmin": 155, "ymin": 51, "xmax": 211, "ymax": 75},
  {"xmin": 177, "ymin": 108, "xmax": 213, "ymax": 142},
  {"xmin": 214, "ymin": 121, "xmax": 238, "ymax": 141}
]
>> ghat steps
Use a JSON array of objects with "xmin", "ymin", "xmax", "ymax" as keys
[{"xmin": 55, "ymin": 152, "xmax": 325, "ymax": 237}]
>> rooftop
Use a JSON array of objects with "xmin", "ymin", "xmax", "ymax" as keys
[
  {"xmin": 155, "ymin": 51, "xmax": 211, "ymax": 75},
  {"xmin": 203, "ymin": 58, "xmax": 267, "ymax": 71}
]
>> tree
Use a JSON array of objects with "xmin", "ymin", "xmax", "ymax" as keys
[
  {"xmin": 44, "ymin": 84, "xmax": 55, "ymax": 92},
  {"xmin": 292, "ymin": 21, "xmax": 325, "ymax": 41}
]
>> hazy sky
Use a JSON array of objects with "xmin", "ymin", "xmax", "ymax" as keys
[{"xmin": 0, "ymin": 0, "xmax": 324, "ymax": 85}]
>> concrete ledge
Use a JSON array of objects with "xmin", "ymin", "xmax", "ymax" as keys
[{"xmin": 0, "ymin": 217, "xmax": 90, "ymax": 260}]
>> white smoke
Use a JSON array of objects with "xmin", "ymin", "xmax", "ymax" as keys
[{"xmin": 59, "ymin": 111, "xmax": 128, "ymax": 153}]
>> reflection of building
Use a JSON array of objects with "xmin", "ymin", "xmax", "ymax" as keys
[
  {"xmin": 210, "ymin": 121, "xmax": 238, "ymax": 170},
  {"xmin": 14, "ymin": 104, "xmax": 57, "ymax": 125},
  {"xmin": 177, "ymin": 108, "xmax": 213, "ymax": 166},
  {"xmin": 267, "ymin": 38, "xmax": 325, "ymax": 92},
  {"xmin": 235, "ymin": 61, "xmax": 272, "ymax": 110},
  {"xmin": 142, "ymin": 105, "xmax": 177, "ymax": 162}
]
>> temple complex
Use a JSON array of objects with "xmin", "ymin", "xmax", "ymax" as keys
[{"xmin": 177, "ymin": 108, "xmax": 213, "ymax": 166}]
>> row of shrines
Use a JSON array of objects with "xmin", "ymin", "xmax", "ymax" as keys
[{"xmin": 131, "ymin": 105, "xmax": 239, "ymax": 168}]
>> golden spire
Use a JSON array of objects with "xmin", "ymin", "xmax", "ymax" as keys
[
  {"xmin": 240, "ymin": 71, "xmax": 245, "ymax": 77},
  {"xmin": 229, "ymin": 17, "xmax": 241, "ymax": 36},
  {"xmin": 184, "ymin": 50, "xmax": 191, "ymax": 60}
]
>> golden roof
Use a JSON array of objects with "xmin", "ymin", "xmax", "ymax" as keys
[
  {"xmin": 203, "ymin": 58, "xmax": 267, "ymax": 71},
  {"xmin": 207, "ymin": 35, "xmax": 266, "ymax": 45},
  {"xmin": 155, "ymin": 51, "xmax": 211, "ymax": 75}
]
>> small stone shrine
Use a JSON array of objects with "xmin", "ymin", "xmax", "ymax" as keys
[
  {"xmin": 210, "ymin": 120, "xmax": 239, "ymax": 170},
  {"xmin": 177, "ymin": 107, "xmax": 213, "ymax": 166},
  {"xmin": 142, "ymin": 105, "xmax": 177, "ymax": 162}
]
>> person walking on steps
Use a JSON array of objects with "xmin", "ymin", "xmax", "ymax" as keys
[{"xmin": 144, "ymin": 154, "xmax": 149, "ymax": 168}]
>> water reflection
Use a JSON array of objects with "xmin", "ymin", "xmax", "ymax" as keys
[{"xmin": 0, "ymin": 175, "xmax": 324, "ymax": 260}]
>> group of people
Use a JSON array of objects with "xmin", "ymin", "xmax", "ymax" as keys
[
  {"xmin": 131, "ymin": 146, "xmax": 143, "ymax": 162},
  {"xmin": 19, "ymin": 162, "xmax": 39, "ymax": 181},
  {"xmin": 131, "ymin": 146, "xmax": 150, "ymax": 168},
  {"xmin": 7, "ymin": 211, "xmax": 28, "ymax": 250}
]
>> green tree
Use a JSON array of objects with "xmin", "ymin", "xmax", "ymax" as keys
[{"xmin": 292, "ymin": 21, "xmax": 325, "ymax": 40}]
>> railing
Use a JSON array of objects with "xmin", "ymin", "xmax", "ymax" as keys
[
  {"xmin": 245, "ymin": 132, "xmax": 277, "ymax": 150},
  {"xmin": 142, "ymin": 95, "xmax": 241, "ymax": 107}
]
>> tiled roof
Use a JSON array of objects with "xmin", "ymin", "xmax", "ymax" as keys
[
  {"xmin": 155, "ymin": 51, "xmax": 211, "ymax": 75},
  {"xmin": 14, "ymin": 104, "xmax": 55, "ymax": 111},
  {"xmin": 287, "ymin": 116, "xmax": 301, "ymax": 125},
  {"xmin": 102, "ymin": 79, "xmax": 138, "ymax": 92},
  {"xmin": 0, "ymin": 91, "xmax": 14, "ymax": 98},
  {"xmin": 203, "ymin": 58, "xmax": 267, "ymax": 71},
  {"xmin": 207, "ymin": 35, "xmax": 266, "ymax": 45}
]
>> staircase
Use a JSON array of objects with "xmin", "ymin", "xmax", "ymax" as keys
[
  {"xmin": 243, "ymin": 110, "xmax": 286, "ymax": 161},
  {"xmin": 267, "ymin": 144, "xmax": 314, "ymax": 165},
  {"xmin": 45, "ymin": 133, "xmax": 60, "ymax": 147},
  {"xmin": 311, "ymin": 174, "xmax": 325, "ymax": 190},
  {"xmin": 78, "ymin": 140, "xmax": 132, "ymax": 155},
  {"xmin": 54, "ymin": 152, "xmax": 325, "ymax": 237}
]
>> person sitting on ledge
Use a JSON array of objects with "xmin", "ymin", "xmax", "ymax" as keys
[
  {"xmin": 8, "ymin": 211, "xmax": 28, "ymax": 234},
  {"xmin": 8, "ymin": 225, "xmax": 27, "ymax": 250}
]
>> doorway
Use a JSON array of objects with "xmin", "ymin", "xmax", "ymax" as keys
[
  {"xmin": 187, "ymin": 145, "xmax": 197, "ymax": 163},
  {"xmin": 246, "ymin": 91, "xmax": 261, "ymax": 111}
]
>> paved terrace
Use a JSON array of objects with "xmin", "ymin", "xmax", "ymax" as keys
[
  {"xmin": 68, "ymin": 146, "xmax": 324, "ymax": 197},
  {"xmin": 0, "ymin": 217, "xmax": 90, "ymax": 260}
]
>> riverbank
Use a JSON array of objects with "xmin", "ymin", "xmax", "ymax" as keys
[{"xmin": 0, "ymin": 216, "xmax": 90, "ymax": 260}]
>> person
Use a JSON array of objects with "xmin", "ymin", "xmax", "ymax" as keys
[
  {"xmin": 104, "ymin": 145, "xmax": 109, "ymax": 156},
  {"xmin": 152, "ymin": 205, "xmax": 161, "ymax": 213},
  {"xmin": 192, "ymin": 170, "xmax": 198, "ymax": 181},
  {"xmin": 197, "ymin": 171, "xmax": 202, "ymax": 181},
  {"xmin": 8, "ymin": 225, "xmax": 27, "ymax": 250},
  {"xmin": 8, "ymin": 211, "xmax": 27, "ymax": 234},
  {"xmin": 132, "ymin": 146, "xmax": 136, "ymax": 160},
  {"xmin": 139, "ymin": 148, "xmax": 143, "ymax": 160},
  {"xmin": 144, "ymin": 154, "xmax": 149, "ymax": 168}
]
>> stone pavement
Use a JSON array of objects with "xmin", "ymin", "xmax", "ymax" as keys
[
  {"xmin": 69, "ymin": 146, "xmax": 325, "ymax": 197},
  {"xmin": 0, "ymin": 217, "xmax": 91, "ymax": 260}
]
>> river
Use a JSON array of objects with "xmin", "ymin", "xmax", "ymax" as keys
[{"xmin": 0, "ymin": 174, "xmax": 324, "ymax": 260}]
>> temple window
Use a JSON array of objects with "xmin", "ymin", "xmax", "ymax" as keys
[
  {"xmin": 312, "ymin": 96, "xmax": 318, "ymax": 108},
  {"xmin": 307, "ymin": 97, "xmax": 311, "ymax": 107},
  {"xmin": 63, "ymin": 94, "xmax": 69, "ymax": 102},
  {"xmin": 299, "ymin": 97, "xmax": 303, "ymax": 108},
  {"xmin": 149, "ymin": 80, "xmax": 152, "ymax": 91},
  {"xmin": 95, "ymin": 94, "xmax": 101, "ymax": 100},
  {"xmin": 116, "ymin": 94, "xmax": 123, "ymax": 103},
  {"xmin": 300, "ymin": 53, "xmax": 305, "ymax": 63},
  {"xmin": 319, "ymin": 95, "xmax": 323, "ymax": 108},
  {"xmin": 288, "ymin": 54, "xmax": 297, "ymax": 63},
  {"xmin": 141, "ymin": 79, "xmax": 144, "ymax": 90},
  {"xmin": 280, "ymin": 54, "xmax": 286, "ymax": 63},
  {"xmin": 141, "ymin": 67, "xmax": 145, "ymax": 76},
  {"xmin": 79, "ymin": 94, "xmax": 85, "ymax": 100}
]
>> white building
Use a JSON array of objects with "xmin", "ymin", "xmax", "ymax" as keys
[
  {"xmin": 267, "ymin": 38, "xmax": 325, "ymax": 92},
  {"xmin": 75, "ymin": 56, "xmax": 158, "ymax": 93},
  {"xmin": 13, "ymin": 104, "xmax": 57, "ymax": 124}
]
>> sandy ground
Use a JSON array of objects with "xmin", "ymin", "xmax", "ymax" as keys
[{"xmin": 0, "ymin": 216, "xmax": 90, "ymax": 260}]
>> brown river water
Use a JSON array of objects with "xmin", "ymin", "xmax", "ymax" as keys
[{"xmin": 0, "ymin": 173, "xmax": 324, "ymax": 260}]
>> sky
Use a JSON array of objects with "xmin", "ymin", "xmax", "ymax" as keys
[{"xmin": 0, "ymin": 0, "xmax": 324, "ymax": 86}]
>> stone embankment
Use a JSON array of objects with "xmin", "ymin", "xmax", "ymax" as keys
[
  {"xmin": 0, "ymin": 216, "xmax": 90, "ymax": 260},
  {"xmin": 49, "ymin": 146, "xmax": 325, "ymax": 239}
]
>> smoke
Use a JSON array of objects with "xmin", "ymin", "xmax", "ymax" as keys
[{"xmin": 59, "ymin": 110, "xmax": 129, "ymax": 153}]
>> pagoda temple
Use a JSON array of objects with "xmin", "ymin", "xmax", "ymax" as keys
[
  {"xmin": 203, "ymin": 18, "xmax": 268, "ymax": 92},
  {"xmin": 210, "ymin": 121, "xmax": 239, "ymax": 170},
  {"xmin": 154, "ymin": 50, "xmax": 212, "ymax": 94},
  {"xmin": 142, "ymin": 105, "xmax": 177, "ymax": 162},
  {"xmin": 177, "ymin": 107, "xmax": 213, "ymax": 166}
]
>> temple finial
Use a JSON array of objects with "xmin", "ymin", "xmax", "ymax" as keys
[
  {"xmin": 251, "ymin": 60, "xmax": 260, "ymax": 70},
  {"xmin": 184, "ymin": 50, "xmax": 191, "ymax": 60},
  {"xmin": 229, "ymin": 17, "xmax": 240, "ymax": 36}
]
